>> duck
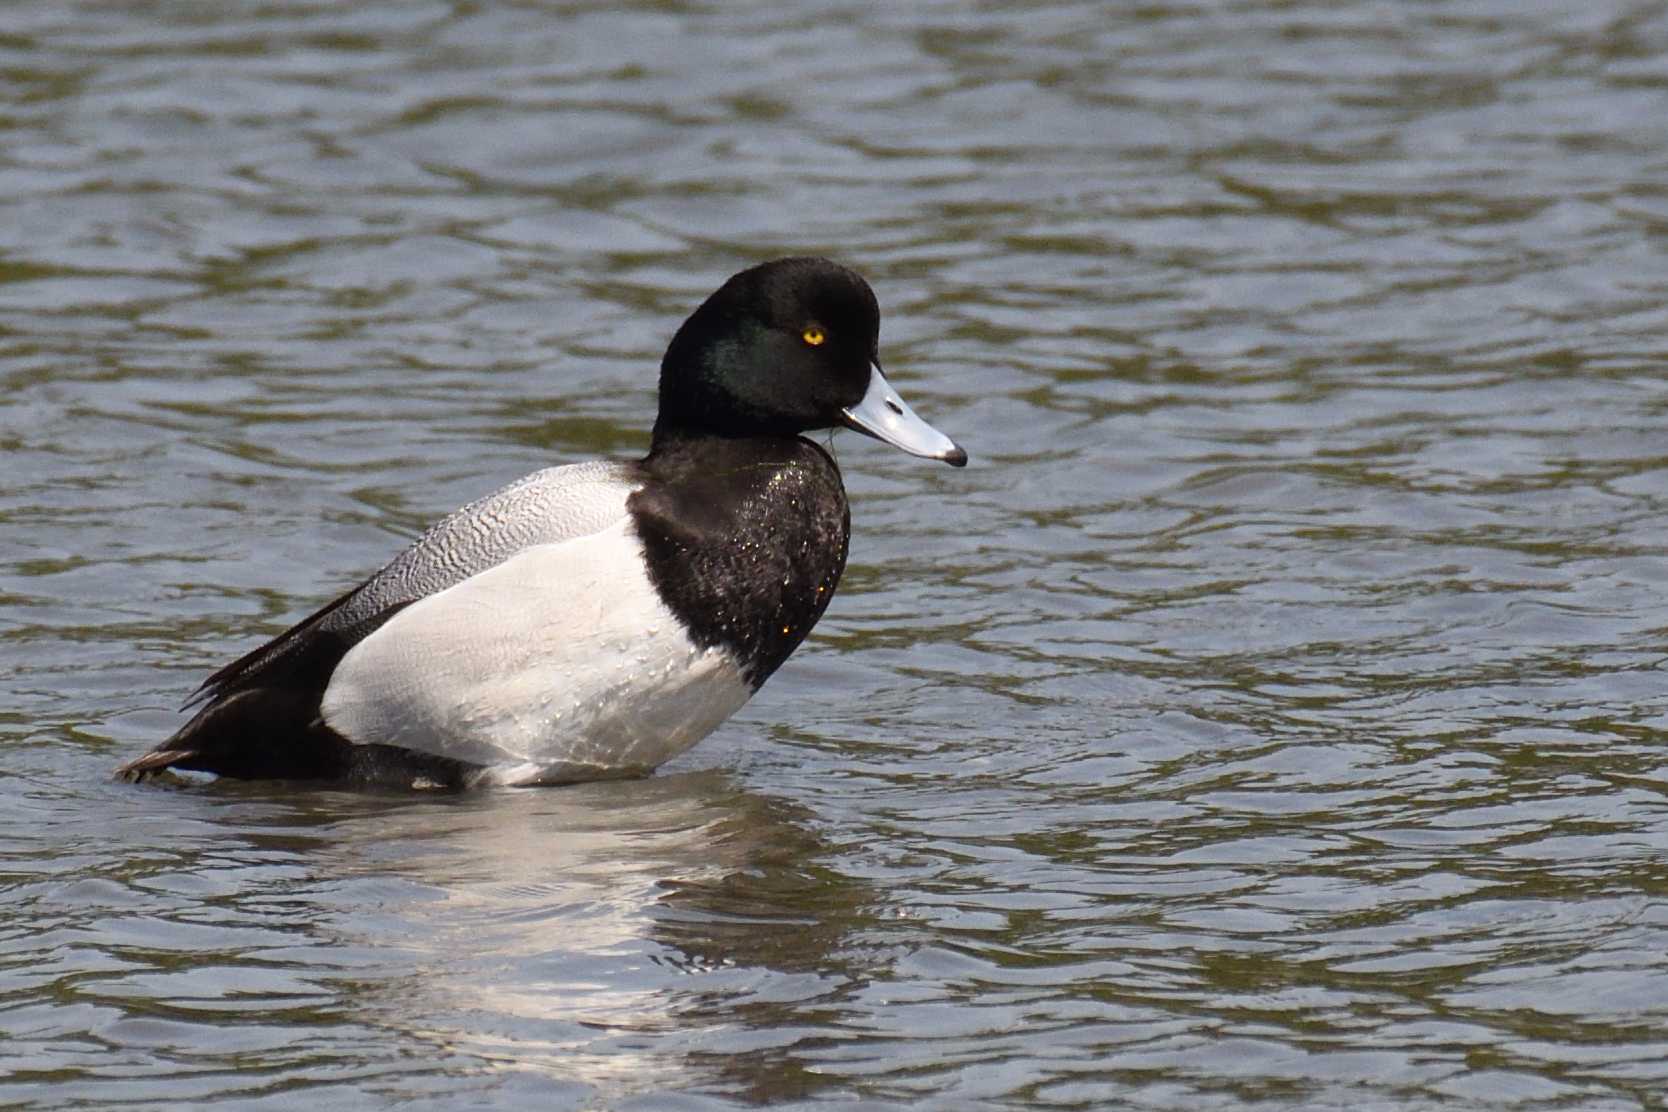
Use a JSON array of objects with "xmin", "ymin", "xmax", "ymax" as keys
[{"xmin": 119, "ymin": 256, "xmax": 966, "ymax": 790}]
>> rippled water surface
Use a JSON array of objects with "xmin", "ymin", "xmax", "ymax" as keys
[{"xmin": 6, "ymin": 2, "xmax": 1668, "ymax": 1108}]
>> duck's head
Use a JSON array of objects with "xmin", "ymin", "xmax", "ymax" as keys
[{"xmin": 652, "ymin": 257, "xmax": 967, "ymax": 467}]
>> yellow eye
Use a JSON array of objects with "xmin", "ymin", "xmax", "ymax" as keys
[{"xmin": 801, "ymin": 326, "xmax": 826, "ymax": 347}]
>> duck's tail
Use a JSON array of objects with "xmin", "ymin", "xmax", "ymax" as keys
[{"xmin": 117, "ymin": 689, "xmax": 482, "ymax": 790}]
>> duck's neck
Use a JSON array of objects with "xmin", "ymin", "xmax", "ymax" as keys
[{"xmin": 647, "ymin": 420, "xmax": 818, "ymax": 462}]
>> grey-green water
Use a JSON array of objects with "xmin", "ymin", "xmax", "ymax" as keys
[{"xmin": 5, "ymin": 2, "xmax": 1668, "ymax": 1108}]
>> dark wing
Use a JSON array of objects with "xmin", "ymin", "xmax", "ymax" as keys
[{"xmin": 181, "ymin": 587, "xmax": 364, "ymax": 710}]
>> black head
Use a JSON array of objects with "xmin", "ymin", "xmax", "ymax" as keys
[
  {"xmin": 651, "ymin": 257, "xmax": 966, "ymax": 465},
  {"xmin": 653, "ymin": 257, "xmax": 882, "ymax": 444}
]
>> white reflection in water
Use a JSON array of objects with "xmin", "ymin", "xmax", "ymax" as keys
[{"xmin": 303, "ymin": 772, "xmax": 841, "ymax": 1092}]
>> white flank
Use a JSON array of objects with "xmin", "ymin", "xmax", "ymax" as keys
[{"xmin": 319, "ymin": 519, "xmax": 754, "ymax": 784}]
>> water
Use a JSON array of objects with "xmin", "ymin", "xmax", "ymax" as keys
[{"xmin": 5, "ymin": 1, "xmax": 1668, "ymax": 1107}]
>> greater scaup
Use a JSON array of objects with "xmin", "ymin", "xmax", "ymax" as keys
[{"xmin": 119, "ymin": 256, "xmax": 966, "ymax": 789}]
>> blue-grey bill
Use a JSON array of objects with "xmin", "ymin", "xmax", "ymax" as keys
[{"xmin": 841, "ymin": 364, "xmax": 968, "ymax": 467}]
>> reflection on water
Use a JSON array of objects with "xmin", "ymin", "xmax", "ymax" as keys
[
  {"xmin": 323, "ymin": 775, "xmax": 877, "ymax": 1100},
  {"xmin": 3, "ymin": 767, "xmax": 874, "ymax": 1105},
  {"xmin": 5, "ymin": 0, "xmax": 1668, "ymax": 1108}
]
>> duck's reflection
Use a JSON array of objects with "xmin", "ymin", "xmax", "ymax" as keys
[{"xmin": 293, "ymin": 770, "xmax": 878, "ymax": 1098}]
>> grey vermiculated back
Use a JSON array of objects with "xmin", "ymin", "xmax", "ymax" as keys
[
  {"xmin": 321, "ymin": 460, "xmax": 643, "ymax": 632},
  {"xmin": 181, "ymin": 460, "xmax": 647, "ymax": 707}
]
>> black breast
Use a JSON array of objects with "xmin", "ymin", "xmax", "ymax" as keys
[{"xmin": 629, "ymin": 435, "xmax": 851, "ymax": 689}]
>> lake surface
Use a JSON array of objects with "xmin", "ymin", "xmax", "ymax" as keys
[{"xmin": 4, "ymin": 1, "xmax": 1668, "ymax": 1108}]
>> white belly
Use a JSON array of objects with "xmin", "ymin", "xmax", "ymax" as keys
[{"xmin": 319, "ymin": 520, "xmax": 753, "ymax": 784}]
